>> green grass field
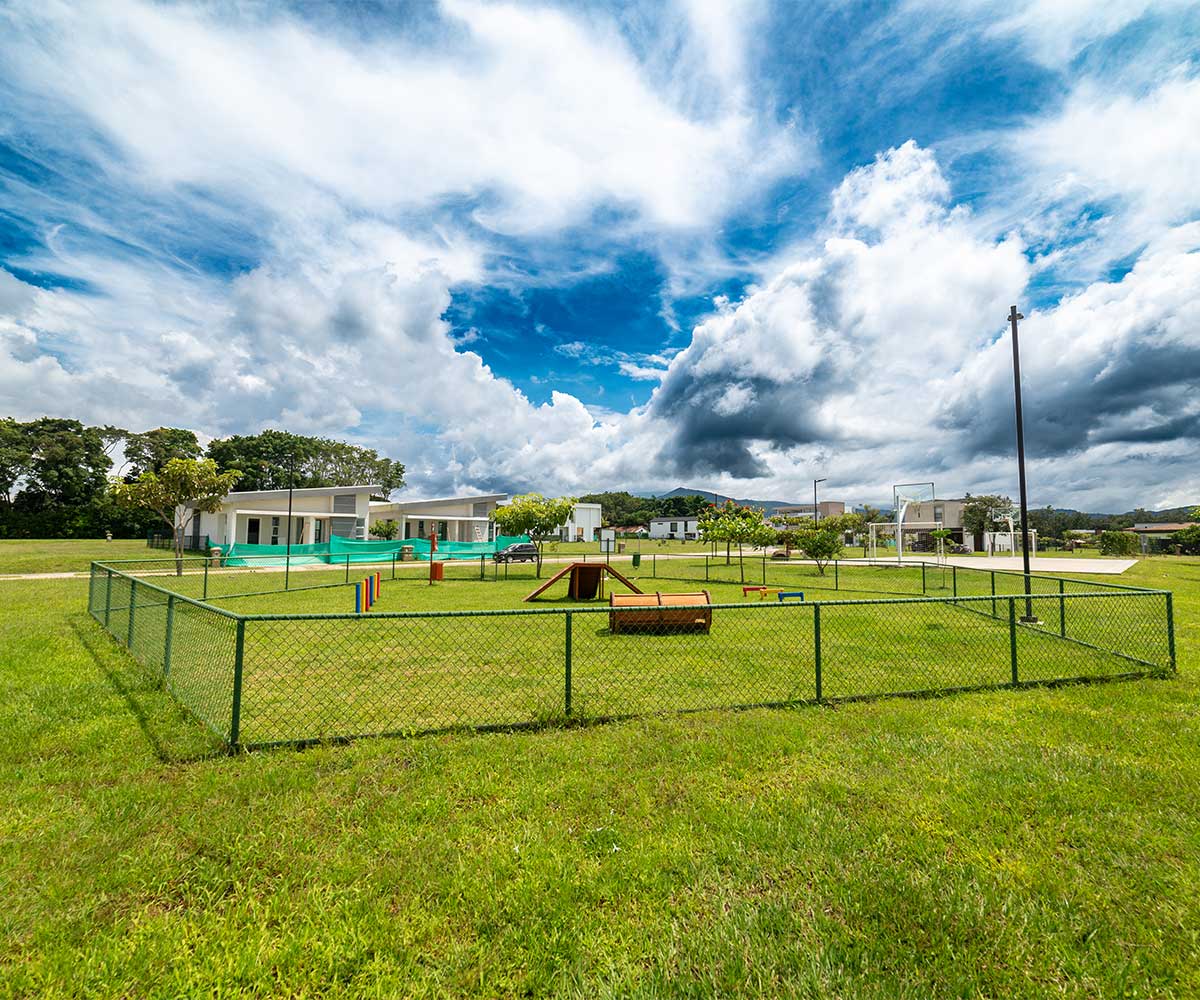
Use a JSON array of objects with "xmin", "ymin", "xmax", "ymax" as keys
[
  {"xmin": 0, "ymin": 537, "xmax": 150, "ymax": 574},
  {"xmin": 2, "ymin": 546, "xmax": 1198, "ymax": 996}
]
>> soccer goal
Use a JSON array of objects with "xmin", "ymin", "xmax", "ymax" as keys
[{"xmin": 868, "ymin": 520, "xmax": 945, "ymax": 562}]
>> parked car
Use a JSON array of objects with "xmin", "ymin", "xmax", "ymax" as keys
[{"xmin": 493, "ymin": 542, "xmax": 540, "ymax": 563}]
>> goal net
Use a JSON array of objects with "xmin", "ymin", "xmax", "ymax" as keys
[{"xmin": 869, "ymin": 520, "xmax": 945, "ymax": 563}]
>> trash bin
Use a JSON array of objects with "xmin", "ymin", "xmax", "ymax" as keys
[
  {"xmin": 617, "ymin": 542, "xmax": 626, "ymax": 554},
  {"xmin": 400, "ymin": 545, "xmax": 414, "ymax": 561},
  {"xmin": 631, "ymin": 552, "xmax": 641, "ymax": 568},
  {"xmin": 430, "ymin": 561, "xmax": 444, "ymax": 581}
]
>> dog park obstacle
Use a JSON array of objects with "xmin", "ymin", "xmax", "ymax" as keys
[
  {"xmin": 608, "ymin": 591, "xmax": 713, "ymax": 634},
  {"xmin": 524, "ymin": 561, "xmax": 644, "ymax": 602}
]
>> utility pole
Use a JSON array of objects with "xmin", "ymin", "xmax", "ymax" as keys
[
  {"xmin": 813, "ymin": 478, "xmax": 827, "ymax": 524},
  {"xmin": 1009, "ymin": 305, "xmax": 1036, "ymax": 622}
]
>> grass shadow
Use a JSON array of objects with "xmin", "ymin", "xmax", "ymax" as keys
[{"xmin": 69, "ymin": 616, "xmax": 228, "ymax": 765}]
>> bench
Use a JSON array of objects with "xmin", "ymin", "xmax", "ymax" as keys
[
  {"xmin": 776, "ymin": 591, "xmax": 805, "ymax": 602},
  {"xmin": 609, "ymin": 591, "xmax": 712, "ymax": 634}
]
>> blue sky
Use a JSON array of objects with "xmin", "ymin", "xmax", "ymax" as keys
[{"xmin": 1, "ymin": 0, "xmax": 1198, "ymax": 508}]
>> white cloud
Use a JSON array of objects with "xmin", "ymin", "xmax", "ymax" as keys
[{"xmin": 2, "ymin": 0, "xmax": 806, "ymax": 235}]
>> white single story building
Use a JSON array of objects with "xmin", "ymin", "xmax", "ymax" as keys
[
  {"xmin": 558, "ymin": 502, "xmax": 602, "ymax": 541},
  {"xmin": 195, "ymin": 484, "xmax": 379, "ymax": 551},
  {"xmin": 649, "ymin": 516, "xmax": 700, "ymax": 540},
  {"xmin": 368, "ymin": 493, "xmax": 509, "ymax": 543}
]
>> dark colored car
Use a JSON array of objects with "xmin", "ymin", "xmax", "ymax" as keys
[{"xmin": 494, "ymin": 542, "xmax": 539, "ymax": 563}]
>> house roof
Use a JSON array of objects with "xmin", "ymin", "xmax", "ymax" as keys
[
  {"xmin": 371, "ymin": 492, "xmax": 509, "ymax": 511},
  {"xmin": 225, "ymin": 484, "xmax": 380, "ymax": 502},
  {"xmin": 649, "ymin": 516, "xmax": 698, "ymax": 523},
  {"xmin": 1131, "ymin": 522, "xmax": 1194, "ymax": 532}
]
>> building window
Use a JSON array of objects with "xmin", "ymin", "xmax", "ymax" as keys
[
  {"xmin": 270, "ymin": 516, "xmax": 280, "ymax": 545},
  {"xmin": 417, "ymin": 520, "xmax": 425, "ymax": 538},
  {"xmin": 438, "ymin": 520, "xmax": 448, "ymax": 539},
  {"xmin": 315, "ymin": 520, "xmax": 324, "ymax": 543},
  {"xmin": 934, "ymin": 505, "xmax": 944, "ymax": 523},
  {"xmin": 670, "ymin": 522, "xmax": 678, "ymax": 533}
]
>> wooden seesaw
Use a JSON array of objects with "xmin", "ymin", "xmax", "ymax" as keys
[{"xmin": 524, "ymin": 561, "xmax": 644, "ymax": 602}]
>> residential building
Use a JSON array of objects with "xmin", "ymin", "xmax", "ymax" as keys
[
  {"xmin": 773, "ymin": 500, "xmax": 846, "ymax": 521},
  {"xmin": 199, "ymin": 484, "xmax": 379, "ymax": 551},
  {"xmin": 369, "ymin": 493, "xmax": 508, "ymax": 543},
  {"xmin": 1129, "ymin": 522, "xmax": 1194, "ymax": 552},
  {"xmin": 558, "ymin": 502, "xmax": 602, "ymax": 541},
  {"xmin": 649, "ymin": 516, "xmax": 700, "ymax": 540}
]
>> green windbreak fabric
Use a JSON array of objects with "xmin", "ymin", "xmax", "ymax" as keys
[{"xmin": 223, "ymin": 534, "xmax": 532, "ymax": 566}]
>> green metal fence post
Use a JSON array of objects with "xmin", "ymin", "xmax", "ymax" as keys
[
  {"xmin": 104, "ymin": 569, "xmax": 113, "ymax": 628},
  {"xmin": 1059, "ymin": 578, "xmax": 1066, "ymax": 639},
  {"xmin": 990, "ymin": 571, "xmax": 996, "ymax": 618},
  {"xmin": 345, "ymin": 554, "xmax": 351, "ymax": 583},
  {"xmin": 652, "ymin": 553, "xmax": 656, "ymax": 578},
  {"xmin": 1009, "ymin": 598, "xmax": 1018, "ymax": 686},
  {"xmin": 564, "ymin": 611, "xmax": 573, "ymax": 717},
  {"xmin": 127, "ymin": 579, "xmax": 137, "ymax": 648},
  {"xmin": 480, "ymin": 554, "xmax": 485, "ymax": 581},
  {"xmin": 393, "ymin": 552, "xmax": 398, "ymax": 580},
  {"xmin": 203, "ymin": 560, "xmax": 209, "ymax": 600},
  {"xmin": 230, "ymin": 619, "xmax": 245, "ymax": 749},
  {"xmin": 164, "ymin": 594, "xmax": 175, "ymax": 679},
  {"xmin": 1166, "ymin": 593, "xmax": 1176, "ymax": 673},
  {"xmin": 705, "ymin": 555, "xmax": 709, "ymax": 582},
  {"xmin": 834, "ymin": 560, "xmax": 839, "ymax": 591},
  {"xmin": 921, "ymin": 562, "xmax": 926, "ymax": 595},
  {"xmin": 952, "ymin": 565, "xmax": 957, "ymax": 598},
  {"xmin": 813, "ymin": 603, "xmax": 822, "ymax": 703}
]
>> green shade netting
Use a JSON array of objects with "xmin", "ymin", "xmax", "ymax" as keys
[{"xmin": 222, "ymin": 534, "xmax": 531, "ymax": 566}]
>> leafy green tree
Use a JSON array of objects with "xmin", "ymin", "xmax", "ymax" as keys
[
  {"xmin": 372, "ymin": 519, "xmax": 399, "ymax": 541},
  {"xmin": 1174, "ymin": 524, "xmax": 1200, "ymax": 555},
  {"xmin": 792, "ymin": 513, "xmax": 862, "ymax": 575},
  {"xmin": 700, "ymin": 500, "xmax": 770, "ymax": 564},
  {"xmin": 111, "ymin": 459, "xmax": 242, "ymax": 571},
  {"xmin": 123, "ymin": 427, "xmax": 201, "ymax": 478},
  {"xmin": 962, "ymin": 494, "xmax": 1015, "ymax": 537},
  {"xmin": 207, "ymin": 430, "xmax": 404, "ymax": 494},
  {"xmin": 490, "ymin": 494, "xmax": 577, "ymax": 576}
]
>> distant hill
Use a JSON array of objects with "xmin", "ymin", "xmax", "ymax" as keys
[{"xmin": 655, "ymin": 486, "xmax": 802, "ymax": 515}]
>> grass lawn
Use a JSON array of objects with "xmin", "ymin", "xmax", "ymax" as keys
[
  {"xmin": 0, "ymin": 537, "xmax": 151, "ymax": 574},
  {"xmin": 1, "ymin": 548, "xmax": 1198, "ymax": 996}
]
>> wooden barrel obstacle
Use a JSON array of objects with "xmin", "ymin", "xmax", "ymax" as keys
[{"xmin": 609, "ymin": 591, "xmax": 713, "ymax": 634}]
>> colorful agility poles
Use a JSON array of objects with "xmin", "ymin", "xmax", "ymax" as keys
[{"xmin": 356, "ymin": 572, "xmax": 384, "ymax": 613}]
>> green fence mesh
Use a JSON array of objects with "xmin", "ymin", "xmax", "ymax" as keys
[
  {"xmin": 222, "ymin": 534, "xmax": 531, "ymax": 565},
  {"xmin": 88, "ymin": 555, "xmax": 1176, "ymax": 751}
]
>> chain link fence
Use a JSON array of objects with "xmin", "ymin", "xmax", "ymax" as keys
[{"xmin": 89, "ymin": 558, "xmax": 1176, "ymax": 751}]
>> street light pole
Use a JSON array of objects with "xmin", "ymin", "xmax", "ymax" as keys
[
  {"xmin": 813, "ymin": 478, "xmax": 827, "ymax": 524},
  {"xmin": 1009, "ymin": 305, "xmax": 1036, "ymax": 622}
]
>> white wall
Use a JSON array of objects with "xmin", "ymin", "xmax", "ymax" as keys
[
  {"xmin": 559, "ymin": 502, "xmax": 602, "ymax": 541},
  {"xmin": 649, "ymin": 518, "xmax": 699, "ymax": 539}
]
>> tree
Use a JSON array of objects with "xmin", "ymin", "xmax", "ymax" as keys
[
  {"xmin": 372, "ymin": 519, "xmax": 399, "ymax": 541},
  {"xmin": 792, "ymin": 513, "xmax": 861, "ymax": 575},
  {"xmin": 961, "ymin": 494, "xmax": 1015, "ymax": 538},
  {"xmin": 490, "ymin": 494, "xmax": 577, "ymax": 576},
  {"xmin": 207, "ymin": 429, "xmax": 405, "ymax": 494},
  {"xmin": 123, "ymin": 427, "xmax": 201, "ymax": 478},
  {"xmin": 699, "ymin": 500, "xmax": 770, "ymax": 564},
  {"xmin": 1174, "ymin": 524, "xmax": 1200, "ymax": 555},
  {"xmin": 111, "ymin": 459, "xmax": 242, "ymax": 571}
]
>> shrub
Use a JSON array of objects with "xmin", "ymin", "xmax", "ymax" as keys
[{"xmin": 1099, "ymin": 530, "xmax": 1139, "ymax": 557}]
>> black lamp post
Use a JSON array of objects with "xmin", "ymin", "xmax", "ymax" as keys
[
  {"xmin": 813, "ymin": 478, "xmax": 827, "ymax": 524},
  {"xmin": 1008, "ymin": 305, "xmax": 1036, "ymax": 622}
]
